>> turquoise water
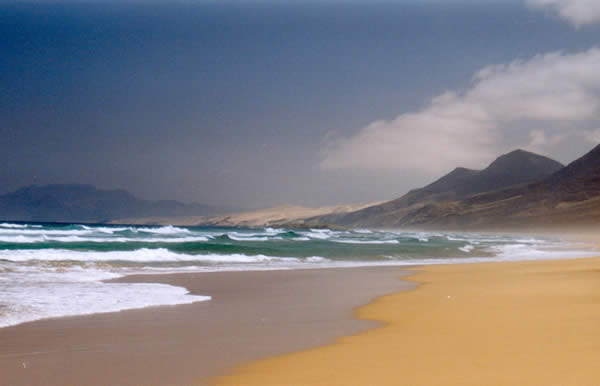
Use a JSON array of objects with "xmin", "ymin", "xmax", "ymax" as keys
[
  {"xmin": 0, "ymin": 222, "xmax": 596, "ymax": 328},
  {"xmin": 0, "ymin": 222, "xmax": 566, "ymax": 264}
]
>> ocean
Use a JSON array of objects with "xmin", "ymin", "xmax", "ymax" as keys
[{"xmin": 0, "ymin": 222, "xmax": 596, "ymax": 328}]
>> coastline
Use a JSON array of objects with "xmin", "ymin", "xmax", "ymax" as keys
[
  {"xmin": 217, "ymin": 256, "xmax": 600, "ymax": 385},
  {"xmin": 0, "ymin": 266, "xmax": 414, "ymax": 385}
]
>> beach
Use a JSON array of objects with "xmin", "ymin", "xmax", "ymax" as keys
[
  {"xmin": 2, "ymin": 254, "xmax": 599, "ymax": 385},
  {"xmin": 218, "ymin": 256, "xmax": 600, "ymax": 385},
  {"xmin": 4, "ymin": 1, "xmax": 600, "ymax": 384},
  {"xmin": 0, "ymin": 266, "xmax": 413, "ymax": 385},
  {"xmin": 1, "ymin": 224, "xmax": 599, "ymax": 386}
]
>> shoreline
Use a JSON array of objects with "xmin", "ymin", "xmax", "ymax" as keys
[
  {"xmin": 0, "ymin": 266, "xmax": 414, "ymax": 385},
  {"xmin": 217, "ymin": 256, "xmax": 600, "ymax": 385}
]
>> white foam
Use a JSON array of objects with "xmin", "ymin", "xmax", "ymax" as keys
[
  {"xmin": 0, "ymin": 223, "xmax": 29, "ymax": 228},
  {"xmin": 445, "ymin": 234, "xmax": 547, "ymax": 244},
  {"xmin": 1, "ymin": 225, "xmax": 598, "ymax": 330},
  {"xmin": 459, "ymin": 244, "xmax": 474, "ymax": 253},
  {"xmin": 227, "ymin": 233, "xmax": 270, "ymax": 241},
  {"xmin": 0, "ymin": 248, "xmax": 301, "ymax": 263},
  {"xmin": 305, "ymin": 256, "xmax": 328, "ymax": 262},
  {"xmin": 0, "ymin": 228, "xmax": 93, "ymax": 236},
  {"xmin": 0, "ymin": 281, "xmax": 208, "ymax": 328},
  {"xmin": 0, "ymin": 260, "xmax": 210, "ymax": 328},
  {"xmin": 302, "ymin": 229, "xmax": 339, "ymax": 240},
  {"xmin": 335, "ymin": 239, "xmax": 400, "ymax": 244},
  {"xmin": 0, "ymin": 235, "xmax": 210, "ymax": 244},
  {"xmin": 94, "ymin": 227, "xmax": 129, "ymax": 234},
  {"xmin": 446, "ymin": 235, "xmax": 467, "ymax": 241},
  {"xmin": 136, "ymin": 226, "xmax": 191, "ymax": 235},
  {"xmin": 0, "ymin": 235, "xmax": 43, "ymax": 243},
  {"xmin": 264, "ymin": 227, "xmax": 283, "ymax": 235},
  {"xmin": 380, "ymin": 242, "xmax": 597, "ymax": 265}
]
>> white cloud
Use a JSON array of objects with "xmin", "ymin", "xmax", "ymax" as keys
[
  {"xmin": 583, "ymin": 128, "xmax": 600, "ymax": 143},
  {"xmin": 527, "ymin": 0, "xmax": 600, "ymax": 27},
  {"xmin": 321, "ymin": 48, "xmax": 600, "ymax": 174},
  {"xmin": 525, "ymin": 129, "xmax": 570, "ymax": 154}
]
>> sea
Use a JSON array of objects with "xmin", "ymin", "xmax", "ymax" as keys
[{"xmin": 0, "ymin": 222, "xmax": 597, "ymax": 328}]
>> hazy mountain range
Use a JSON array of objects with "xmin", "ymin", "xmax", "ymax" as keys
[
  {"xmin": 0, "ymin": 184, "xmax": 233, "ymax": 223},
  {"xmin": 2, "ymin": 145, "xmax": 599, "ymax": 230}
]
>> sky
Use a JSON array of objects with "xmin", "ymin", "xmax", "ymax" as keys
[{"xmin": 1, "ymin": 0, "xmax": 599, "ymax": 209}]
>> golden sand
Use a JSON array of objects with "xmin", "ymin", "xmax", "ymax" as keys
[{"xmin": 217, "ymin": 257, "xmax": 600, "ymax": 385}]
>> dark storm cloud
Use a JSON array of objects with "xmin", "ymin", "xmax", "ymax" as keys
[{"xmin": 1, "ymin": 1, "xmax": 598, "ymax": 208}]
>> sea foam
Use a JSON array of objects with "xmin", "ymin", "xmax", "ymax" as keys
[
  {"xmin": 0, "ymin": 275, "xmax": 208, "ymax": 328},
  {"xmin": 1, "ymin": 223, "xmax": 598, "ymax": 330},
  {"xmin": 0, "ymin": 248, "xmax": 302, "ymax": 263}
]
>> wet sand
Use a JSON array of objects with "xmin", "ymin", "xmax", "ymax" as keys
[
  {"xmin": 0, "ymin": 266, "xmax": 414, "ymax": 385},
  {"xmin": 218, "ymin": 257, "xmax": 600, "ymax": 385}
]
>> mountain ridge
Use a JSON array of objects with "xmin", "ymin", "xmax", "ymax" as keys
[
  {"xmin": 321, "ymin": 145, "xmax": 600, "ymax": 229},
  {"xmin": 0, "ymin": 184, "xmax": 232, "ymax": 223},
  {"xmin": 306, "ymin": 148, "xmax": 565, "ymax": 227}
]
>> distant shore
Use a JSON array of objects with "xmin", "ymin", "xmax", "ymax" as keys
[
  {"xmin": 0, "ymin": 266, "xmax": 413, "ymax": 385},
  {"xmin": 218, "ymin": 257, "xmax": 600, "ymax": 385}
]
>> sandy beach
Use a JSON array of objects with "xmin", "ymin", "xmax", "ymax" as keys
[
  {"xmin": 3, "ymin": 257, "xmax": 599, "ymax": 385},
  {"xmin": 0, "ymin": 266, "xmax": 413, "ymax": 385},
  {"xmin": 218, "ymin": 257, "xmax": 600, "ymax": 385}
]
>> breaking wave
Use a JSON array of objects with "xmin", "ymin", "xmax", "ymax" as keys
[{"xmin": 0, "ymin": 222, "xmax": 596, "ymax": 329}]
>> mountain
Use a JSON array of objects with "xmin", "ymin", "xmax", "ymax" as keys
[
  {"xmin": 306, "ymin": 149, "xmax": 567, "ymax": 228},
  {"xmin": 407, "ymin": 149, "xmax": 563, "ymax": 202},
  {"xmin": 402, "ymin": 143, "xmax": 600, "ymax": 230},
  {"xmin": 0, "ymin": 184, "xmax": 229, "ymax": 223}
]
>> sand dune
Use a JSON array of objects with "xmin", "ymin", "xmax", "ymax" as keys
[{"xmin": 114, "ymin": 202, "xmax": 382, "ymax": 227}]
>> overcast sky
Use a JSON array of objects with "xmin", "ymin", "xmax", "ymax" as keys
[{"xmin": 1, "ymin": 0, "xmax": 599, "ymax": 208}]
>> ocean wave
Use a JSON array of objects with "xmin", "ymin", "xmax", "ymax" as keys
[
  {"xmin": 2, "ymin": 223, "xmax": 597, "ymax": 331},
  {"xmin": 276, "ymin": 231, "xmax": 304, "ymax": 238},
  {"xmin": 305, "ymin": 256, "xmax": 328, "ymax": 262},
  {"xmin": 445, "ymin": 234, "xmax": 545, "ymax": 244},
  {"xmin": 0, "ymin": 279, "xmax": 208, "ymax": 328},
  {"xmin": 224, "ymin": 230, "xmax": 307, "ymax": 242},
  {"xmin": 0, "ymin": 248, "xmax": 306, "ymax": 263},
  {"xmin": 226, "ymin": 232, "xmax": 271, "ymax": 241},
  {"xmin": 334, "ymin": 239, "xmax": 400, "ymax": 244},
  {"xmin": 0, "ymin": 223, "xmax": 29, "ymax": 228},
  {"xmin": 459, "ymin": 244, "xmax": 475, "ymax": 253},
  {"xmin": 0, "ymin": 228, "xmax": 94, "ymax": 236},
  {"xmin": 0, "ymin": 235, "xmax": 211, "ymax": 244},
  {"xmin": 135, "ymin": 225, "xmax": 191, "ymax": 235},
  {"xmin": 94, "ymin": 226, "xmax": 130, "ymax": 234},
  {"xmin": 0, "ymin": 235, "xmax": 43, "ymax": 243},
  {"xmin": 301, "ymin": 229, "xmax": 338, "ymax": 240},
  {"xmin": 264, "ymin": 227, "xmax": 283, "ymax": 234},
  {"xmin": 227, "ymin": 236, "xmax": 272, "ymax": 241}
]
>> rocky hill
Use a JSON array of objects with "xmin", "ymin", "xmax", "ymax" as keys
[
  {"xmin": 403, "ymin": 143, "xmax": 600, "ymax": 230},
  {"xmin": 308, "ymin": 149, "xmax": 565, "ymax": 228}
]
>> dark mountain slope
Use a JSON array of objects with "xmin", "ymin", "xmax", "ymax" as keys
[
  {"xmin": 371, "ymin": 144, "xmax": 600, "ymax": 229},
  {"xmin": 309, "ymin": 149, "xmax": 564, "ymax": 227},
  {"xmin": 0, "ymin": 184, "xmax": 226, "ymax": 223}
]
